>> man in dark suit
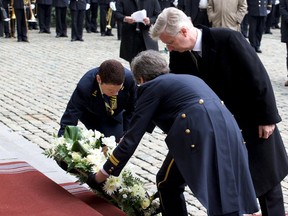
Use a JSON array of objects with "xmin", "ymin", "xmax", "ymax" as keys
[
  {"xmin": 89, "ymin": 50, "xmax": 259, "ymax": 216},
  {"xmin": 114, "ymin": 0, "xmax": 161, "ymax": 64},
  {"xmin": 58, "ymin": 59, "xmax": 136, "ymax": 142},
  {"xmin": 37, "ymin": 0, "xmax": 52, "ymax": 33},
  {"xmin": 53, "ymin": 0, "xmax": 69, "ymax": 37},
  {"xmin": 150, "ymin": 7, "xmax": 288, "ymax": 216}
]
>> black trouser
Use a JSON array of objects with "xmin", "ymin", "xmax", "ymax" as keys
[
  {"xmin": 258, "ymin": 183, "xmax": 285, "ymax": 216},
  {"xmin": 248, "ymin": 15, "xmax": 265, "ymax": 49}
]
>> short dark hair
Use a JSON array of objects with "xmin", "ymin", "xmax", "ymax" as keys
[{"xmin": 98, "ymin": 60, "xmax": 125, "ymax": 85}]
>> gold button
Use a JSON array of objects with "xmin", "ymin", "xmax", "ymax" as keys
[
  {"xmin": 185, "ymin": 129, "xmax": 190, "ymax": 134},
  {"xmin": 109, "ymin": 169, "xmax": 112, "ymax": 173},
  {"xmin": 199, "ymin": 99, "xmax": 204, "ymax": 104},
  {"xmin": 191, "ymin": 144, "xmax": 195, "ymax": 148},
  {"xmin": 181, "ymin": 113, "xmax": 186, "ymax": 118},
  {"xmin": 243, "ymin": 141, "xmax": 246, "ymax": 144}
]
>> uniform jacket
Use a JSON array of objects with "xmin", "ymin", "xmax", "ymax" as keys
[
  {"xmin": 247, "ymin": 0, "xmax": 272, "ymax": 16},
  {"xmin": 103, "ymin": 73, "xmax": 259, "ymax": 215},
  {"xmin": 280, "ymin": 0, "xmax": 288, "ymax": 43},
  {"xmin": 207, "ymin": 0, "xmax": 247, "ymax": 31},
  {"xmin": 58, "ymin": 68, "xmax": 136, "ymax": 139},
  {"xmin": 169, "ymin": 26, "xmax": 288, "ymax": 196},
  {"xmin": 114, "ymin": 0, "xmax": 161, "ymax": 62},
  {"xmin": 69, "ymin": 0, "xmax": 90, "ymax": 10},
  {"xmin": 36, "ymin": 0, "xmax": 53, "ymax": 5},
  {"xmin": 53, "ymin": 0, "xmax": 69, "ymax": 7}
]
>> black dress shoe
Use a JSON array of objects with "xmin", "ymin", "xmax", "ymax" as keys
[
  {"xmin": 61, "ymin": 34, "xmax": 68, "ymax": 37},
  {"xmin": 17, "ymin": 38, "xmax": 22, "ymax": 42},
  {"xmin": 71, "ymin": 38, "xmax": 77, "ymax": 42},
  {"xmin": 78, "ymin": 38, "xmax": 84, "ymax": 41},
  {"xmin": 101, "ymin": 33, "xmax": 105, "ymax": 36},
  {"xmin": 264, "ymin": 30, "xmax": 272, "ymax": 34},
  {"xmin": 45, "ymin": 30, "xmax": 51, "ymax": 34},
  {"xmin": 22, "ymin": 38, "xmax": 29, "ymax": 42},
  {"xmin": 39, "ymin": 30, "xmax": 45, "ymax": 33},
  {"xmin": 285, "ymin": 80, "xmax": 288, "ymax": 87},
  {"xmin": 56, "ymin": 34, "xmax": 61, "ymax": 38},
  {"xmin": 5, "ymin": 34, "xmax": 11, "ymax": 38},
  {"xmin": 86, "ymin": 30, "xmax": 91, "ymax": 33},
  {"xmin": 255, "ymin": 48, "xmax": 262, "ymax": 53},
  {"xmin": 105, "ymin": 32, "xmax": 114, "ymax": 36}
]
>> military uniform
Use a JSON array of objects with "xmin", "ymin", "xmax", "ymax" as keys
[
  {"xmin": 247, "ymin": 0, "xmax": 272, "ymax": 52},
  {"xmin": 103, "ymin": 73, "xmax": 259, "ymax": 216},
  {"xmin": 58, "ymin": 67, "xmax": 136, "ymax": 142},
  {"xmin": 37, "ymin": 0, "xmax": 52, "ymax": 33},
  {"xmin": 53, "ymin": 0, "xmax": 69, "ymax": 37}
]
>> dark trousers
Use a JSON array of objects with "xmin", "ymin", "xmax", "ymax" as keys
[
  {"xmin": 258, "ymin": 183, "xmax": 285, "ymax": 216},
  {"xmin": 70, "ymin": 9, "xmax": 85, "ymax": 40},
  {"xmin": 85, "ymin": 2, "xmax": 98, "ymax": 32},
  {"xmin": 14, "ymin": 8, "xmax": 27, "ymax": 40},
  {"xmin": 99, "ymin": 3, "xmax": 109, "ymax": 34},
  {"xmin": 37, "ymin": 4, "xmax": 52, "ymax": 32},
  {"xmin": 156, "ymin": 153, "xmax": 188, "ymax": 216},
  {"xmin": 55, "ymin": 6, "xmax": 67, "ymax": 36},
  {"xmin": 248, "ymin": 15, "xmax": 265, "ymax": 49}
]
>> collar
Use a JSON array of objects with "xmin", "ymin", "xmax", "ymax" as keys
[{"xmin": 193, "ymin": 28, "xmax": 202, "ymax": 53}]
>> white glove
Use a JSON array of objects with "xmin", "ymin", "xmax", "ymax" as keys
[
  {"xmin": 109, "ymin": 1, "xmax": 116, "ymax": 11},
  {"xmin": 86, "ymin": 3, "xmax": 90, "ymax": 10},
  {"xmin": 173, "ymin": 0, "xmax": 178, "ymax": 7},
  {"xmin": 30, "ymin": 4, "xmax": 35, "ymax": 9}
]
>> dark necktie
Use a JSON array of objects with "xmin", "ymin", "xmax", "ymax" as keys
[
  {"xmin": 104, "ymin": 95, "xmax": 117, "ymax": 116},
  {"xmin": 190, "ymin": 51, "xmax": 202, "ymax": 71}
]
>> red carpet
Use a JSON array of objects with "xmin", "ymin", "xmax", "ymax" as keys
[
  {"xmin": 60, "ymin": 182, "xmax": 126, "ymax": 216},
  {"xmin": 0, "ymin": 161, "xmax": 125, "ymax": 216}
]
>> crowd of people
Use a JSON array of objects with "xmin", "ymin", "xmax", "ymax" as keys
[{"xmin": 1, "ymin": 0, "xmax": 288, "ymax": 215}]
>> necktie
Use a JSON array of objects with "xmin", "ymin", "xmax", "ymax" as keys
[
  {"xmin": 104, "ymin": 95, "xmax": 117, "ymax": 116},
  {"xmin": 190, "ymin": 51, "xmax": 202, "ymax": 71}
]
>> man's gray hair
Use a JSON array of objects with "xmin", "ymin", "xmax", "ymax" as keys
[
  {"xmin": 131, "ymin": 50, "xmax": 169, "ymax": 83},
  {"xmin": 150, "ymin": 7, "xmax": 193, "ymax": 40}
]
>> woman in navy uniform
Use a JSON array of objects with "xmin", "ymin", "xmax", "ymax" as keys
[
  {"xmin": 58, "ymin": 59, "xmax": 136, "ymax": 142},
  {"xmin": 90, "ymin": 50, "xmax": 259, "ymax": 216}
]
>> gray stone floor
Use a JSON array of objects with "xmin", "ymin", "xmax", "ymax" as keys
[{"xmin": 0, "ymin": 27, "xmax": 288, "ymax": 215}]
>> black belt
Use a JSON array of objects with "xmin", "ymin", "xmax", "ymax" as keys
[{"xmin": 199, "ymin": 8, "xmax": 207, "ymax": 12}]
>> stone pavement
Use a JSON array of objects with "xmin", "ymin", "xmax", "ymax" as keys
[{"xmin": 0, "ymin": 27, "xmax": 288, "ymax": 215}]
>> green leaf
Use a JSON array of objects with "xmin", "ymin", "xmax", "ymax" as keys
[
  {"xmin": 63, "ymin": 125, "xmax": 82, "ymax": 141},
  {"xmin": 71, "ymin": 141, "xmax": 88, "ymax": 157}
]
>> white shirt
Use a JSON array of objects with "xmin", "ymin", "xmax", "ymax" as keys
[{"xmin": 193, "ymin": 29, "xmax": 203, "ymax": 56}]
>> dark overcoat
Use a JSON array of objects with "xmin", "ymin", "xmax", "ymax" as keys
[
  {"xmin": 114, "ymin": 0, "xmax": 161, "ymax": 62},
  {"xmin": 169, "ymin": 27, "xmax": 288, "ymax": 196},
  {"xmin": 103, "ymin": 74, "xmax": 259, "ymax": 215},
  {"xmin": 280, "ymin": 0, "xmax": 288, "ymax": 43},
  {"xmin": 58, "ymin": 68, "xmax": 136, "ymax": 141}
]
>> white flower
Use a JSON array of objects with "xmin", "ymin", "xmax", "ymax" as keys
[
  {"xmin": 71, "ymin": 152, "xmax": 82, "ymax": 162},
  {"xmin": 101, "ymin": 136, "xmax": 116, "ymax": 148},
  {"xmin": 141, "ymin": 198, "xmax": 151, "ymax": 209}
]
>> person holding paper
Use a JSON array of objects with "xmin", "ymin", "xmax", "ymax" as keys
[{"xmin": 114, "ymin": 0, "xmax": 161, "ymax": 64}]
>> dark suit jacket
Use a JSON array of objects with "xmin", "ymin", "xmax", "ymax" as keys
[
  {"xmin": 169, "ymin": 26, "xmax": 288, "ymax": 196},
  {"xmin": 103, "ymin": 73, "xmax": 258, "ymax": 215},
  {"xmin": 58, "ymin": 68, "xmax": 136, "ymax": 141},
  {"xmin": 247, "ymin": 0, "xmax": 272, "ymax": 16},
  {"xmin": 114, "ymin": 0, "xmax": 161, "ymax": 62}
]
